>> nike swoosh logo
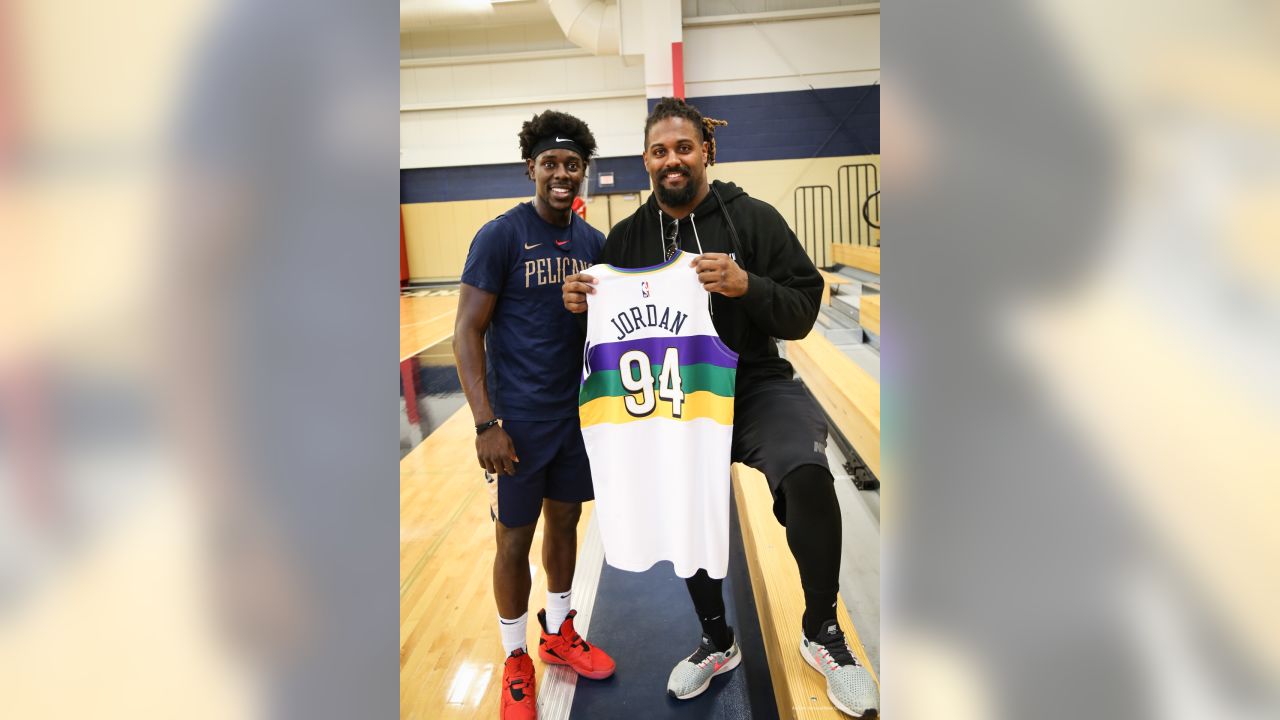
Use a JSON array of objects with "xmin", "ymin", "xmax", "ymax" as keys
[
  {"xmin": 555, "ymin": 240, "xmax": 569, "ymax": 246},
  {"xmin": 499, "ymin": 619, "xmax": 520, "ymax": 625},
  {"xmin": 559, "ymin": 593, "xmax": 570, "ymax": 598},
  {"xmin": 555, "ymin": 136, "xmax": 571, "ymax": 142},
  {"xmin": 524, "ymin": 243, "xmax": 542, "ymax": 250}
]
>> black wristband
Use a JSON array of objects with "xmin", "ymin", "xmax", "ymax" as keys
[{"xmin": 475, "ymin": 418, "xmax": 501, "ymax": 435}]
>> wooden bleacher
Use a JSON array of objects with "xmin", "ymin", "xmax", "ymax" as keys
[
  {"xmin": 830, "ymin": 244, "xmax": 879, "ymax": 275},
  {"xmin": 817, "ymin": 269, "xmax": 852, "ymax": 305},
  {"xmin": 793, "ymin": 251, "xmax": 881, "ymax": 479},
  {"xmin": 733, "ymin": 464, "xmax": 880, "ymax": 719},
  {"xmin": 786, "ymin": 332, "xmax": 881, "ymax": 480},
  {"xmin": 725, "ymin": 256, "xmax": 882, "ymax": 718},
  {"xmin": 859, "ymin": 295, "xmax": 880, "ymax": 337}
]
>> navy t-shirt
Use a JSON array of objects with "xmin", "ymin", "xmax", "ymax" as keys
[{"xmin": 461, "ymin": 202, "xmax": 605, "ymax": 420}]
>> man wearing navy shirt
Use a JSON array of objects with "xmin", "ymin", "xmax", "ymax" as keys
[{"xmin": 453, "ymin": 110, "xmax": 614, "ymax": 720}]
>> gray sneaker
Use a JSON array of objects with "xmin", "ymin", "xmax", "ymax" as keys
[
  {"xmin": 666, "ymin": 634, "xmax": 741, "ymax": 700},
  {"xmin": 800, "ymin": 621, "xmax": 880, "ymax": 717}
]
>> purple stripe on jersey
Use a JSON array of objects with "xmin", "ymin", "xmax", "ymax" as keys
[{"xmin": 585, "ymin": 334, "xmax": 739, "ymax": 374}]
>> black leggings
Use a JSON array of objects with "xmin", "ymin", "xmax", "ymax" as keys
[{"xmin": 686, "ymin": 463, "xmax": 842, "ymax": 640}]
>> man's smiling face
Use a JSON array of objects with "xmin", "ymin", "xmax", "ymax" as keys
[
  {"xmin": 527, "ymin": 149, "xmax": 585, "ymax": 213},
  {"xmin": 644, "ymin": 117, "xmax": 708, "ymax": 209}
]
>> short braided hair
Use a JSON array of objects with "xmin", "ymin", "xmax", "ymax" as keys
[{"xmin": 644, "ymin": 97, "xmax": 729, "ymax": 165}]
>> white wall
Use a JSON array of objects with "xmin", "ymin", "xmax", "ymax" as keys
[
  {"xmin": 400, "ymin": 21, "xmax": 577, "ymax": 60},
  {"xmin": 683, "ymin": 11, "xmax": 880, "ymax": 97},
  {"xmin": 400, "ymin": 21, "xmax": 647, "ymax": 169},
  {"xmin": 400, "ymin": 5, "xmax": 880, "ymax": 170},
  {"xmin": 682, "ymin": 0, "xmax": 876, "ymax": 17},
  {"xmin": 401, "ymin": 95, "xmax": 648, "ymax": 170}
]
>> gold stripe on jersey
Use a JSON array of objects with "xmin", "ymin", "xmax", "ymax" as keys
[{"xmin": 579, "ymin": 390, "xmax": 734, "ymax": 428}]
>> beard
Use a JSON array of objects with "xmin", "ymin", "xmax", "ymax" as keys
[{"xmin": 654, "ymin": 170, "xmax": 698, "ymax": 207}]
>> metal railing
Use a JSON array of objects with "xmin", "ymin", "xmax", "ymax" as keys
[
  {"xmin": 862, "ymin": 189, "xmax": 880, "ymax": 230},
  {"xmin": 794, "ymin": 185, "xmax": 836, "ymax": 268},
  {"xmin": 837, "ymin": 163, "xmax": 880, "ymax": 246}
]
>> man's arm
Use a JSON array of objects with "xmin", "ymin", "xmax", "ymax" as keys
[
  {"xmin": 693, "ymin": 205, "xmax": 822, "ymax": 340},
  {"xmin": 735, "ymin": 218, "xmax": 823, "ymax": 340},
  {"xmin": 453, "ymin": 283, "xmax": 519, "ymax": 475}
]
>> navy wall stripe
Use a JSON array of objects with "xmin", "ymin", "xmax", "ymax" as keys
[
  {"xmin": 667, "ymin": 85, "xmax": 880, "ymax": 163},
  {"xmin": 400, "ymin": 162, "xmax": 532, "ymax": 205},
  {"xmin": 401, "ymin": 85, "xmax": 878, "ymax": 205},
  {"xmin": 589, "ymin": 155, "xmax": 651, "ymax": 195}
]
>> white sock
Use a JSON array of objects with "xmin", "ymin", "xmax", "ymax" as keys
[
  {"xmin": 498, "ymin": 612, "xmax": 528, "ymax": 655},
  {"xmin": 545, "ymin": 589, "xmax": 572, "ymax": 633}
]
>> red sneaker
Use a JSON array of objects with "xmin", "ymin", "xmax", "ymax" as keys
[
  {"xmin": 537, "ymin": 609, "xmax": 616, "ymax": 680},
  {"xmin": 501, "ymin": 648, "xmax": 537, "ymax": 720}
]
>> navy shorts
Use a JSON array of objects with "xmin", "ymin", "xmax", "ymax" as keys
[
  {"xmin": 731, "ymin": 377, "xmax": 832, "ymax": 523},
  {"xmin": 486, "ymin": 416, "xmax": 594, "ymax": 528}
]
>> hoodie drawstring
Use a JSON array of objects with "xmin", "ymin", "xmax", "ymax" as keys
[
  {"xmin": 658, "ymin": 208, "xmax": 713, "ymax": 316},
  {"xmin": 689, "ymin": 213, "xmax": 714, "ymax": 318},
  {"xmin": 656, "ymin": 208, "xmax": 664, "ymax": 261},
  {"xmin": 689, "ymin": 213, "xmax": 705, "ymax": 256}
]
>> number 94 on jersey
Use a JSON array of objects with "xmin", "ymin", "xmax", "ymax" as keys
[{"xmin": 619, "ymin": 347, "xmax": 685, "ymax": 418}]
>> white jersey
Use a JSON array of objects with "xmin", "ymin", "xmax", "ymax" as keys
[{"xmin": 578, "ymin": 251, "xmax": 739, "ymax": 578}]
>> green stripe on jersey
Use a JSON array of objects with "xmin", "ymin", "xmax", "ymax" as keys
[{"xmin": 579, "ymin": 362, "xmax": 736, "ymax": 405}]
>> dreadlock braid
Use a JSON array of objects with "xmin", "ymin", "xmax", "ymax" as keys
[
  {"xmin": 645, "ymin": 97, "xmax": 730, "ymax": 165},
  {"xmin": 700, "ymin": 115, "xmax": 729, "ymax": 165}
]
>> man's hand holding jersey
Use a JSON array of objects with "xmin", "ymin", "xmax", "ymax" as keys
[
  {"xmin": 690, "ymin": 252, "xmax": 748, "ymax": 298},
  {"xmin": 562, "ymin": 272, "xmax": 597, "ymax": 313}
]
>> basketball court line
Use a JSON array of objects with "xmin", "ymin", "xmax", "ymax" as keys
[
  {"xmin": 399, "ymin": 309, "xmax": 455, "ymax": 329},
  {"xmin": 398, "ymin": 308, "xmax": 458, "ymax": 362},
  {"xmin": 399, "ymin": 482, "xmax": 484, "ymax": 599},
  {"xmin": 536, "ymin": 512, "xmax": 605, "ymax": 719}
]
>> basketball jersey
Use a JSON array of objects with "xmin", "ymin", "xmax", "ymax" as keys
[{"xmin": 578, "ymin": 251, "xmax": 739, "ymax": 579}]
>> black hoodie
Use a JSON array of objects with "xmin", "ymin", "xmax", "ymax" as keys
[{"xmin": 597, "ymin": 180, "xmax": 823, "ymax": 387}]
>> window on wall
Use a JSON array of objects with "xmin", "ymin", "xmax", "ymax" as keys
[{"xmin": 682, "ymin": 0, "xmax": 877, "ymax": 19}]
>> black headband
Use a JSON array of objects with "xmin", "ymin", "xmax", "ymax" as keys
[{"xmin": 530, "ymin": 136, "xmax": 587, "ymax": 162}]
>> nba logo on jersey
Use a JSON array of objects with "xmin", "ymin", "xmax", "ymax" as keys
[{"xmin": 641, "ymin": 281, "xmax": 651, "ymax": 298}]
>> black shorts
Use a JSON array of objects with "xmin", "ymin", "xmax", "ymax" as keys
[
  {"xmin": 485, "ymin": 416, "xmax": 594, "ymax": 528},
  {"xmin": 731, "ymin": 377, "xmax": 831, "ymax": 523}
]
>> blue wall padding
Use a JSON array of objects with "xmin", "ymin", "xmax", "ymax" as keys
[{"xmin": 401, "ymin": 85, "xmax": 878, "ymax": 204}]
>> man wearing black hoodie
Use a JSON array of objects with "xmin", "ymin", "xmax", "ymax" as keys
[{"xmin": 562, "ymin": 98, "xmax": 879, "ymax": 717}]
